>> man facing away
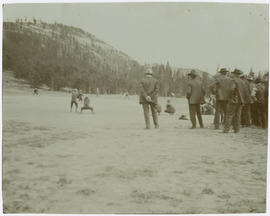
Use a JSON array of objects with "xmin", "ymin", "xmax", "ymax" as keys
[
  {"xmin": 186, "ymin": 70, "xmax": 205, "ymax": 129},
  {"xmin": 139, "ymin": 67, "xmax": 159, "ymax": 129},
  {"xmin": 223, "ymin": 69, "xmax": 246, "ymax": 133},
  {"xmin": 210, "ymin": 68, "xmax": 231, "ymax": 129}
]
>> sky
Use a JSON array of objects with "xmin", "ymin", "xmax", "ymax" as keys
[{"xmin": 3, "ymin": 2, "xmax": 269, "ymax": 74}]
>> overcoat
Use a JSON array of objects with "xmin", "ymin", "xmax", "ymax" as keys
[{"xmin": 139, "ymin": 76, "xmax": 159, "ymax": 105}]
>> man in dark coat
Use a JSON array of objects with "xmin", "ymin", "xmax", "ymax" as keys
[
  {"xmin": 139, "ymin": 67, "xmax": 159, "ymax": 129},
  {"xmin": 254, "ymin": 78, "xmax": 266, "ymax": 128},
  {"xmin": 240, "ymin": 74, "xmax": 252, "ymax": 127},
  {"xmin": 247, "ymin": 76, "xmax": 257, "ymax": 125},
  {"xmin": 186, "ymin": 70, "xmax": 205, "ymax": 129},
  {"xmin": 210, "ymin": 68, "xmax": 231, "ymax": 129},
  {"xmin": 223, "ymin": 69, "xmax": 246, "ymax": 133}
]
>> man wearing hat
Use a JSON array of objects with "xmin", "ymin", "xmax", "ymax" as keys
[
  {"xmin": 254, "ymin": 78, "xmax": 266, "ymax": 128},
  {"xmin": 210, "ymin": 68, "xmax": 231, "ymax": 129},
  {"xmin": 139, "ymin": 67, "xmax": 159, "ymax": 129},
  {"xmin": 240, "ymin": 74, "xmax": 252, "ymax": 127},
  {"xmin": 70, "ymin": 89, "xmax": 78, "ymax": 112},
  {"xmin": 247, "ymin": 75, "xmax": 257, "ymax": 125},
  {"xmin": 223, "ymin": 69, "xmax": 246, "ymax": 133},
  {"xmin": 186, "ymin": 69, "xmax": 205, "ymax": 129}
]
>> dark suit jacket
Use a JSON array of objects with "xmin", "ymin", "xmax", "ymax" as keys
[
  {"xmin": 228, "ymin": 77, "xmax": 247, "ymax": 104},
  {"xmin": 186, "ymin": 78, "xmax": 205, "ymax": 104},
  {"xmin": 212, "ymin": 74, "xmax": 231, "ymax": 101},
  {"xmin": 139, "ymin": 76, "xmax": 159, "ymax": 104}
]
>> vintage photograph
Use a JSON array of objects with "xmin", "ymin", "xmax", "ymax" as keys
[{"xmin": 2, "ymin": 1, "xmax": 269, "ymax": 214}]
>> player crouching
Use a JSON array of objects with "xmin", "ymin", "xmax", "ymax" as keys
[{"xmin": 80, "ymin": 96, "xmax": 94, "ymax": 113}]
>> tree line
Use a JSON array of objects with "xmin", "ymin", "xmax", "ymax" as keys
[{"xmin": 3, "ymin": 20, "xmax": 212, "ymax": 97}]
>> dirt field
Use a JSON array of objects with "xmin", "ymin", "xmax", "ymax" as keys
[{"xmin": 2, "ymin": 85, "xmax": 268, "ymax": 213}]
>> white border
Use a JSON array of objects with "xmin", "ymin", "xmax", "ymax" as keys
[{"xmin": 0, "ymin": 1, "xmax": 269, "ymax": 216}]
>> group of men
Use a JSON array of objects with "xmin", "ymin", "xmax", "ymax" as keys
[
  {"xmin": 139, "ymin": 67, "xmax": 268, "ymax": 133},
  {"xmin": 211, "ymin": 68, "xmax": 268, "ymax": 132}
]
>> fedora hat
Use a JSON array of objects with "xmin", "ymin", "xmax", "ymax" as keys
[
  {"xmin": 219, "ymin": 68, "xmax": 228, "ymax": 74},
  {"xmin": 231, "ymin": 69, "xmax": 242, "ymax": 75}
]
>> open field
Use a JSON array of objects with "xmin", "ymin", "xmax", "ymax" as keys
[{"xmin": 2, "ymin": 86, "xmax": 268, "ymax": 213}]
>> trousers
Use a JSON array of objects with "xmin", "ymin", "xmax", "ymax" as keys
[
  {"xmin": 189, "ymin": 104, "xmax": 203, "ymax": 128},
  {"xmin": 241, "ymin": 104, "xmax": 251, "ymax": 127},
  {"xmin": 224, "ymin": 103, "xmax": 242, "ymax": 133},
  {"xmin": 142, "ymin": 103, "xmax": 159, "ymax": 128},
  {"xmin": 214, "ymin": 100, "xmax": 227, "ymax": 129}
]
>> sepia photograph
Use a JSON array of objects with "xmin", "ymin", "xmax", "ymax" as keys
[{"xmin": 1, "ymin": 0, "xmax": 269, "ymax": 214}]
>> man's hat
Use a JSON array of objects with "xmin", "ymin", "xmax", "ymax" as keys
[
  {"xmin": 188, "ymin": 69, "xmax": 197, "ymax": 76},
  {"xmin": 247, "ymin": 76, "xmax": 254, "ymax": 81},
  {"xmin": 255, "ymin": 78, "xmax": 261, "ymax": 83},
  {"xmin": 145, "ymin": 68, "xmax": 153, "ymax": 75},
  {"xmin": 231, "ymin": 69, "xmax": 242, "ymax": 75},
  {"xmin": 240, "ymin": 73, "xmax": 246, "ymax": 78},
  {"xmin": 219, "ymin": 68, "xmax": 228, "ymax": 74}
]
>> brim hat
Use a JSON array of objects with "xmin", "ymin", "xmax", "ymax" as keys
[
  {"xmin": 219, "ymin": 68, "xmax": 228, "ymax": 74},
  {"xmin": 255, "ymin": 78, "xmax": 261, "ymax": 83},
  {"xmin": 231, "ymin": 69, "xmax": 242, "ymax": 75},
  {"xmin": 188, "ymin": 69, "xmax": 197, "ymax": 76},
  {"xmin": 247, "ymin": 76, "xmax": 254, "ymax": 81},
  {"xmin": 145, "ymin": 68, "xmax": 153, "ymax": 75}
]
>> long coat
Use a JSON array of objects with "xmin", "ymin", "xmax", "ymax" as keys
[
  {"xmin": 186, "ymin": 78, "xmax": 205, "ymax": 104},
  {"xmin": 139, "ymin": 76, "xmax": 159, "ymax": 105}
]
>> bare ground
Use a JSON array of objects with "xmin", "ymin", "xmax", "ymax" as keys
[{"xmin": 2, "ymin": 88, "xmax": 268, "ymax": 213}]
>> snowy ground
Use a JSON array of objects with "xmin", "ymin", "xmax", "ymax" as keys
[{"xmin": 2, "ymin": 86, "xmax": 268, "ymax": 213}]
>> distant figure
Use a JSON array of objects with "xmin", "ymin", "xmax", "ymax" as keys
[
  {"xmin": 124, "ymin": 91, "xmax": 129, "ymax": 99},
  {"xmin": 156, "ymin": 104, "xmax": 162, "ymax": 115},
  {"xmin": 77, "ymin": 90, "xmax": 83, "ymax": 102},
  {"xmin": 201, "ymin": 102, "xmax": 214, "ymax": 115},
  {"xmin": 186, "ymin": 70, "xmax": 205, "ymax": 129},
  {"xmin": 164, "ymin": 99, "xmax": 176, "ymax": 114},
  {"xmin": 70, "ymin": 89, "xmax": 78, "ymax": 112},
  {"xmin": 139, "ymin": 67, "xmax": 159, "ymax": 129},
  {"xmin": 170, "ymin": 92, "xmax": 175, "ymax": 97},
  {"xmin": 33, "ymin": 87, "xmax": 38, "ymax": 96},
  {"xmin": 96, "ymin": 88, "xmax": 100, "ymax": 97},
  {"xmin": 81, "ymin": 96, "xmax": 94, "ymax": 113}
]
